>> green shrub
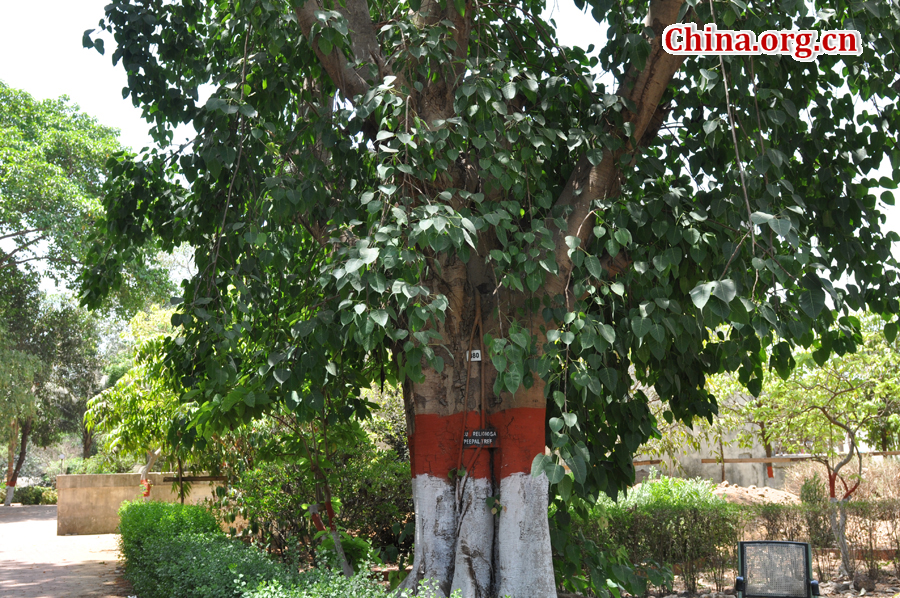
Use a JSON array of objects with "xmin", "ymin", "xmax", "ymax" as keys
[
  {"xmin": 799, "ymin": 474, "xmax": 832, "ymax": 548},
  {"xmin": 588, "ymin": 474, "xmax": 743, "ymax": 594},
  {"xmin": 10, "ymin": 485, "xmax": 54, "ymax": 505},
  {"xmin": 316, "ymin": 530, "xmax": 375, "ymax": 572},
  {"xmin": 221, "ymin": 444, "xmax": 412, "ymax": 567},
  {"xmin": 128, "ymin": 532, "xmax": 300, "ymax": 598},
  {"xmin": 40, "ymin": 488, "xmax": 58, "ymax": 504},
  {"xmin": 118, "ymin": 500, "xmax": 220, "ymax": 560},
  {"xmin": 245, "ymin": 575, "xmax": 461, "ymax": 598},
  {"xmin": 243, "ymin": 572, "xmax": 388, "ymax": 598}
]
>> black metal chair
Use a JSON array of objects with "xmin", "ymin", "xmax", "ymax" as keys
[{"xmin": 735, "ymin": 541, "xmax": 820, "ymax": 598}]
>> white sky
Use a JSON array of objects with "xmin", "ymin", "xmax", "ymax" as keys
[{"xmin": 1, "ymin": 0, "xmax": 897, "ymax": 247}]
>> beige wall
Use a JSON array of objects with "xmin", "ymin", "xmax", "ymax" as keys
[{"xmin": 56, "ymin": 473, "xmax": 219, "ymax": 536}]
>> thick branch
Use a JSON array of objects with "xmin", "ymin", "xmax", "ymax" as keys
[
  {"xmin": 294, "ymin": 0, "xmax": 385, "ymax": 99},
  {"xmin": 546, "ymin": 0, "xmax": 686, "ymax": 296}
]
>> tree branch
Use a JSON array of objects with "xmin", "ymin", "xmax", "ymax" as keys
[
  {"xmin": 0, "ymin": 227, "xmax": 47, "ymax": 242},
  {"xmin": 545, "ymin": 0, "xmax": 686, "ymax": 296},
  {"xmin": 294, "ymin": 0, "xmax": 385, "ymax": 100}
]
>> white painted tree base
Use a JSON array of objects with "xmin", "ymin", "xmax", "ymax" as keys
[
  {"xmin": 399, "ymin": 475, "xmax": 458, "ymax": 597},
  {"xmin": 495, "ymin": 472, "xmax": 556, "ymax": 598},
  {"xmin": 399, "ymin": 473, "xmax": 557, "ymax": 598},
  {"xmin": 3, "ymin": 486, "xmax": 13, "ymax": 506},
  {"xmin": 451, "ymin": 477, "xmax": 493, "ymax": 598}
]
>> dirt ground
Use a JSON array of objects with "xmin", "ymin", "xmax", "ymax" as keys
[
  {"xmin": 0, "ymin": 505, "xmax": 132, "ymax": 598},
  {"xmin": 712, "ymin": 480, "xmax": 801, "ymax": 506}
]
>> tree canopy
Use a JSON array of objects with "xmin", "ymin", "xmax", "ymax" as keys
[
  {"xmin": 81, "ymin": 0, "xmax": 900, "ymax": 491},
  {"xmin": 0, "ymin": 81, "xmax": 173, "ymax": 316},
  {"xmin": 79, "ymin": 0, "xmax": 900, "ymax": 594}
]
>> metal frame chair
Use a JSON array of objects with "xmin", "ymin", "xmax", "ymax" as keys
[{"xmin": 735, "ymin": 541, "xmax": 820, "ymax": 598}]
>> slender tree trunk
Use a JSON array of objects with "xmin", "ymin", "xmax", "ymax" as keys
[
  {"xmin": 828, "ymin": 499, "xmax": 852, "ymax": 577},
  {"xmin": 4, "ymin": 418, "xmax": 17, "ymax": 506},
  {"xmin": 82, "ymin": 422, "xmax": 93, "ymax": 460},
  {"xmin": 5, "ymin": 418, "xmax": 31, "ymax": 507}
]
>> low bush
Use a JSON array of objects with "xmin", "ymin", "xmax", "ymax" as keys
[
  {"xmin": 4, "ymin": 485, "xmax": 56, "ymax": 505},
  {"xmin": 586, "ymin": 474, "xmax": 743, "ymax": 594},
  {"xmin": 128, "ymin": 532, "xmax": 300, "ymax": 598},
  {"xmin": 116, "ymin": 500, "xmax": 458, "ymax": 598},
  {"xmin": 245, "ymin": 576, "xmax": 460, "ymax": 598},
  {"xmin": 118, "ymin": 500, "xmax": 220, "ymax": 558},
  {"xmin": 219, "ymin": 437, "xmax": 412, "ymax": 566}
]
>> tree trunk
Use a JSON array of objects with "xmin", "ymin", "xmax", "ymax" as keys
[
  {"xmin": 828, "ymin": 499, "xmax": 852, "ymax": 577},
  {"xmin": 5, "ymin": 418, "xmax": 16, "ymax": 484},
  {"xmin": 5, "ymin": 418, "xmax": 31, "ymax": 507},
  {"xmin": 398, "ymin": 289, "xmax": 555, "ymax": 598},
  {"xmin": 82, "ymin": 422, "xmax": 93, "ymax": 460}
]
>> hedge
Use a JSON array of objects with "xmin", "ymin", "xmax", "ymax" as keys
[{"xmin": 117, "ymin": 501, "xmax": 457, "ymax": 598}]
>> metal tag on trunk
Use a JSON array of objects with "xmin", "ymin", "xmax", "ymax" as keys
[{"xmin": 463, "ymin": 428, "xmax": 498, "ymax": 447}]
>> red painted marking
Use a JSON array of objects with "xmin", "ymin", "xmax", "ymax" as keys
[
  {"xmin": 490, "ymin": 408, "xmax": 545, "ymax": 479},
  {"xmin": 410, "ymin": 412, "xmax": 466, "ymax": 478},
  {"xmin": 767, "ymin": 465, "xmax": 774, "ymax": 478},
  {"xmin": 409, "ymin": 407, "xmax": 546, "ymax": 480}
]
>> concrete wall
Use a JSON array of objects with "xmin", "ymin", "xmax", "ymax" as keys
[
  {"xmin": 57, "ymin": 473, "xmax": 219, "ymax": 536},
  {"xmin": 636, "ymin": 423, "xmax": 789, "ymax": 489}
]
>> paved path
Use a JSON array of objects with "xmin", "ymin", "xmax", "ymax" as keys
[{"xmin": 0, "ymin": 505, "xmax": 132, "ymax": 598}]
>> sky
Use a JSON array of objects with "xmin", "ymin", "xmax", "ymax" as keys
[{"xmin": 1, "ymin": 0, "xmax": 897, "ymax": 249}]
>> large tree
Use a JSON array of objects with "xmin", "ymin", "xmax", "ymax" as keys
[
  {"xmin": 0, "ymin": 81, "xmax": 172, "ymax": 315},
  {"xmin": 81, "ymin": 0, "xmax": 900, "ymax": 595}
]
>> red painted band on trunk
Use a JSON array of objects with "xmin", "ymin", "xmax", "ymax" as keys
[
  {"xmin": 408, "ymin": 407, "xmax": 546, "ymax": 480},
  {"xmin": 409, "ymin": 412, "xmax": 466, "ymax": 479},
  {"xmin": 490, "ymin": 407, "xmax": 546, "ymax": 479}
]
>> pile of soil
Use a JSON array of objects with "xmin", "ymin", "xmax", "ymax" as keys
[{"xmin": 712, "ymin": 480, "xmax": 800, "ymax": 506}]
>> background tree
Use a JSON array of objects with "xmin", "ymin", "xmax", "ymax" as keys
[
  {"xmin": 0, "ymin": 80, "xmax": 173, "ymax": 315},
  {"xmin": 2, "ymin": 297, "xmax": 104, "ymax": 506},
  {"xmin": 738, "ymin": 313, "xmax": 900, "ymax": 574},
  {"xmin": 85, "ymin": 305, "xmax": 190, "ymax": 478},
  {"xmin": 80, "ymin": 0, "xmax": 900, "ymax": 595}
]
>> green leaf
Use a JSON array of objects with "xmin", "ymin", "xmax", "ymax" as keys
[
  {"xmin": 563, "ymin": 450, "xmax": 587, "ymax": 484},
  {"xmin": 885, "ymin": 321, "xmax": 898, "ymax": 344},
  {"xmin": 549, "ymin": 417, "xmax": 564, "ymax": 433},
  {"xmin": 585, "ymin": 255, "xmax": 604, "ymax": 278},
  {"xmin": 274, "ymin": 369, "xmax": 291, "ymax": 383},
  {"xmin": 359, "ymin": 247, "xmax": 379, "ymax": 264},
  {"xmin": 798, "ymin": 286, "xmax": 826, "ymax": 319},
  {"xmin": 510, "ymin": 331, "xmax": 529, "ymax": 348},
  {"xmin": 558, "ymin": 476, "xmax": 573, "ymax": 501},
  {"xmin": 712, "ymin": 279, "xmax": 737, "ymax": 304},
  {"xmin": 531, "ymin": 453, "xmax": 552, "ymax": 478},
  {"xmin": 599, "ymin": 368, "xmax": 617, "ymax": 392},
  {"xmin": 690, "ymin": 282, "xmax": 714, "ymax": 310},
  {"xmin": 598, "ymin": 324, "xmax": 616, "ymax": 344},
  {"xmin": 768, "ymin": 218, "xmax": 792, "ymax": 238},
  {"xmin": 505, "ymin": 364, "xmax": 523, "ymax": 393},
  {"xmin": 318, "ymin": 37, "xmax": 333, "ymax": 55},
  {"xmin": 631, "ymin": 317, "xmax": 653, "ymax": 339},
  {"xmin": 371, "ymin": 309, "xmax": 389, "ymax": 327},
  {"xmin": 546, "ymin": 463, "xmax": 566, "ymax": 484}
]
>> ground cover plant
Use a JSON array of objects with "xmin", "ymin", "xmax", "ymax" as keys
[{"xmin": 117, "ymin": 500, "xmax": 464, "ymax": 598}]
